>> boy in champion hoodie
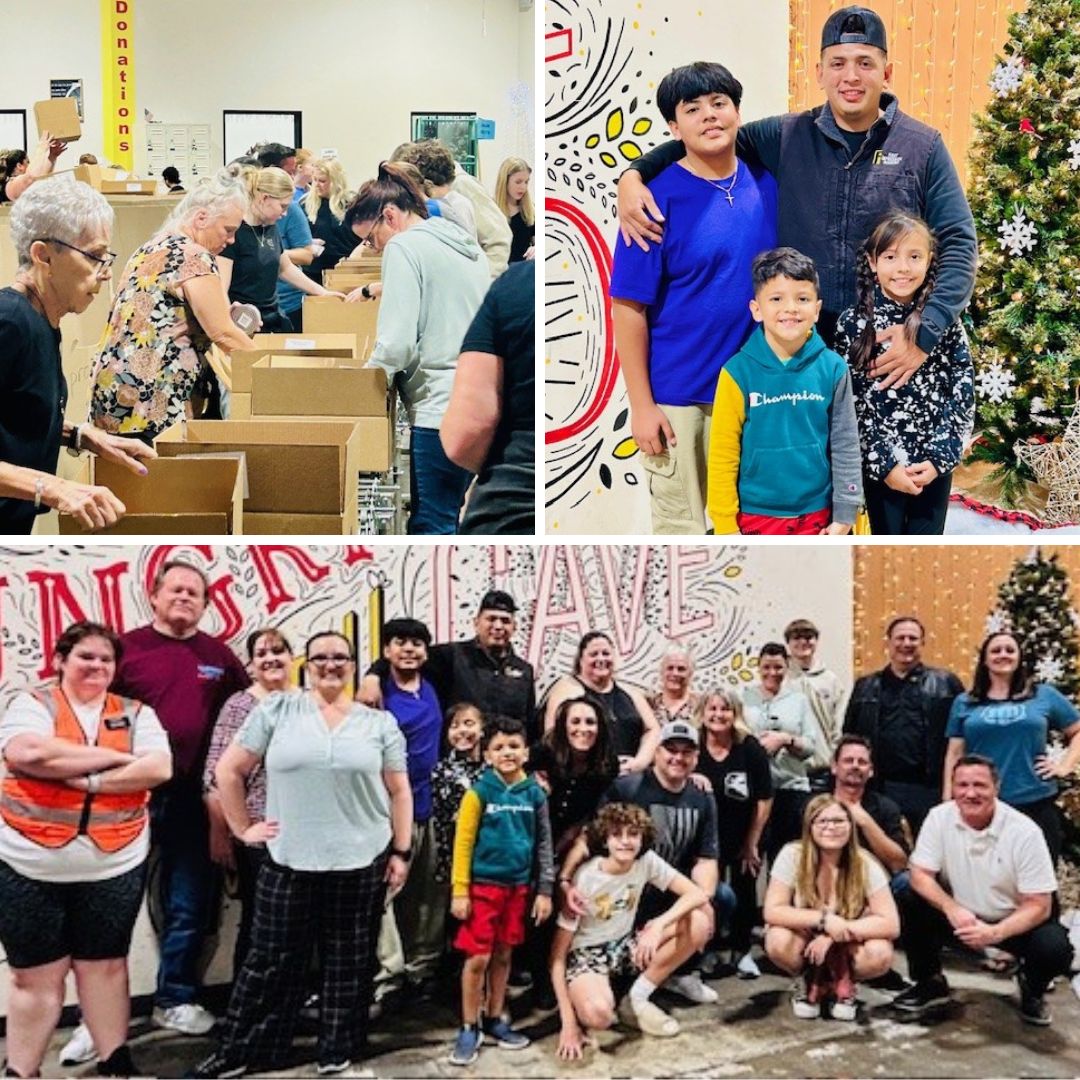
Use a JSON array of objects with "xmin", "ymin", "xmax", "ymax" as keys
[
  {"xmin": 346, "ymin": 163, "xmax": 490, "ymax": 534},
  {"xmin": 707, "ymin": 247, "xmax": 862, "ymax": 535},
  {"xmin": 449, "ymin": 716, "xmax": 554, "ymax": 1066}
]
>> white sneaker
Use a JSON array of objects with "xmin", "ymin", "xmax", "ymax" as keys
[
  {"xmin": 152, "ymin": 1003, "xmax": 217, "ymax": 1035},
  {"xmin": 663, "ymin": 972, "xmax": 719, "ymax": 1004},
  {"xmin": 59, "ymin": 1022, "xmax": 97, "ymax": 1066},
  {"xmin": 736, "ymin": 952, "xmax": 761, "ymax": 980}
]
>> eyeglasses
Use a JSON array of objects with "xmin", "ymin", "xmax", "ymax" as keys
[
  {"xmin": 307, "ymin": 653, "xmax": 353, "ymax": 667},
  {"xmin": 359, "ymin": 209, "xmax": 388, "ymax": 250},
  {"xmin": 36, "ymin": 237, "xmax": 117, "ymax": 273},
  {"xmin": 812, "ymin": 816, "xmax": 851, "ymax": 829}
]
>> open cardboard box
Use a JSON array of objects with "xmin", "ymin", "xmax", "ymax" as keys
[
  {"xmin": 251, "ymin": 356, "xmax": 388, "ymax": 418},
  {"xmin": 231, "ymin": 333, "xmax": 358, "ymax": 393},
  {"xmin": 58, "ymin": 454, "xmax": 245, "ymax": 535},
  {"xmin": 34, "ymin": 98, "xmax": 81, "ymax": 142},
  {"xmin": 155, "ymin": 419, "xmax": 366, "ymax": 532},
  {"xmin": 74, "ymin": 163, "xmax": 156, "ymax": 194},
  {"xmin": 301, "ymin": 297, "xmax": 379, "ymax": 358}
]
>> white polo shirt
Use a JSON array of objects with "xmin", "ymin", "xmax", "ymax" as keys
[{"xmin": 912, "ymin": 800, "xmax": 1057, "ymax": 923}]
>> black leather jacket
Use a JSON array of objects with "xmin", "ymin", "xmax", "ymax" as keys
[{"xmin": 843, "ymin": 664, "xmax": 964, "ymax": 789}]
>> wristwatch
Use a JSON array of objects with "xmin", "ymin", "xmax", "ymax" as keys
[
  {"xmin": 361, "ymin": 283, "xmax": 372, "ymax": 300},
  {"xmin": 391, "ymin": 846, "xmax": 413, "ymax": 862}
]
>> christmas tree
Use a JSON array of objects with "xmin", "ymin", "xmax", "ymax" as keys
[
  {"xmin": 965, "ymin": 0, "xmax": 1080, "ymax": 507},
  {"xmin": 989, "ymin": 548, "xmax": 1080, "ymax": 864}
]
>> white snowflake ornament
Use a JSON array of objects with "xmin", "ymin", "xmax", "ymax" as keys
[
  {"xmin": 977, "ymin": 361, "xmax": 1017, "ymax": 404},
  {"xmin": 985, "ymin": 610, "xmax": 1011, "ymax": 634},
  {"xmin": 1034, "ymin": 655, "xmax": 1066, "ymax": 683},
  {"xmin": 990, "ymin": 55, "xmax": 1025, "ymax": 97},
  {"xmin": 1069, "ymin": 137, "xmax": 1080, "ymax": 172},
  {"xmin": 998, "ymin": 208, "xmax": 1038, "ymax": 257}
]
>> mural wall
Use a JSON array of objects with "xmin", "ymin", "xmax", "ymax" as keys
[
  {"xmin": 544, "ymin": 0, "xmax": 789, "ymax": 534},
  {"xmin": 0, "ymin": 542, "xmax": 853, "ymax": 1014}
]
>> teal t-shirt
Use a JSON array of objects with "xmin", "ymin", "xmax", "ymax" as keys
[{"xmin": 237, "ymin": 690, "xmax": 407, "ymax": 871}]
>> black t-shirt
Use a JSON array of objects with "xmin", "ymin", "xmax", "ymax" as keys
[
  {"xmin": 0, "ymin": 288, "xmax": 65, "ymax": 534},
  {"xmin": 221, "ymin": 221, "xmax": 282, "ymax": 316},
  {"xmin": 305, "ymin": 201, "xmax": 359, "ymax": 282},
  {"xmin": 458, "ymin": 260, "xmax": 534, "ymax": 535},
  {"xmin": 697, "ymin": 736, "xmax": 773, "ymax": 862},
  {"xmin": 527, "ymin": 742, "xmax": 615, "ymax": 852},
  {"xmin": 839, "ymin": 126, "xmax": 867, "ymax": 159},
  {"xmin": 878, "ymin": 666, "xmax": 931, "ymax": 782},
  {"xmin": 509, "ymin": 212, "xmax": 534, "ymax": 263}
]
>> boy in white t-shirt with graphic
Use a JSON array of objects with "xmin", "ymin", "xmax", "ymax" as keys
[{"xmin": 550, "ymin": 802, "xmax": 710, "ymax": 1060}]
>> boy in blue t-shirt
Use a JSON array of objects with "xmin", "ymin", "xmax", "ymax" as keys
[
  {"xmin": 707, "ymin": 247, "xmax": 862, "ymax": 535},
  {"xmin": 610, "ymin": 60, "xmax": 777, "ymax": 534}
]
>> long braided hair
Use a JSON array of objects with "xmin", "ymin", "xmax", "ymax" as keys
[{"xmin": 848, "ymin": 211, "xmax": 937, "ymax": 372}]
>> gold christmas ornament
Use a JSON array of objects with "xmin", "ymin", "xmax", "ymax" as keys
[{"xmin": 1016, "ymin": 409, "xmax": 1080, "ymax": 525}]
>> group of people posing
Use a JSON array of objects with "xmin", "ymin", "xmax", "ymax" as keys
[
  {"xmin": 613, "ymin": 6, "xmax": 978, "ymax": 536},
  {"xmin": 0, "ymin": 137, "xmax": 535, "ymax": 535},
  {"xmin": 0, "ymin": 567, "xmax": 1077, "ymax": 1077}
]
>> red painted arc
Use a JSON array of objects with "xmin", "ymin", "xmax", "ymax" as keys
[{"xmin": 545, "ymin": 196, "xmax": 619, "ymax": 446}]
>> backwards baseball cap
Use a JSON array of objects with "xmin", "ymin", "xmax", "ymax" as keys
[
  {"xmin": 820, "ymin": 6, "xmax": 888, "ymax": 53},
  {"xmin": 659, "ymin": 720, "xmax": 699, "ymax": 746},
  {"xmin": 478, "ymin": 589, "xmax": 517, "ymax": 615}
]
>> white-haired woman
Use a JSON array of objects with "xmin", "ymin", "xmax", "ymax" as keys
[
  {"xmin": 0, "ymin": 178, "xmax": 155, "ymax": 533},
  {"xmin": 89, "ymin": 169, "xmax": 257, "ymax": 441},
  {"xmin": 302, "ymin": 159, "xmax": 359, "ymax": 285},
  {"xmin": 646, "ymin": 644, "xmax": 699, "ymax": 727}
]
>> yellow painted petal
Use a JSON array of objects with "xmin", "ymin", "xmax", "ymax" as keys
[
  {"xmin": 585, "ymin": 134, "xmax": 600, "ymax": 149},
  {"xmin": 632, "ymin": 118, "xmax": 653, "ymax": 135},
  {"xmin": 723, "ymin": 565, "xmax": 741, "ymax": 578},
  {"xmin": 607, "ymin": 108, "xmax": 624, "ymax": 140},
  {"xmin": 613, "ymin": 436, "xmax": 638, "ymax": 459},
  {"xmin": 619, "ymin": 142, "xmax": 642, "ymax": 160},
  {"xmin": 599, "ymin": 152, "xmax": 618, "ymax": 168}
]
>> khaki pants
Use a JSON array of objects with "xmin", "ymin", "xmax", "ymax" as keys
[{"xmin": 641, "ymin": 402, "xmax": 713, "ymax": 534}]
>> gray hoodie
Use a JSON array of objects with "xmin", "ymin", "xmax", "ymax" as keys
[{"xmin": 367, "ymin": 217, "xmax": 490, "ymax": 429}]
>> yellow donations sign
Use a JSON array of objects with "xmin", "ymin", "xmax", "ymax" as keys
[{"xmin": 100, "ymin": 0, "xmax": 135, "ymax": 170}]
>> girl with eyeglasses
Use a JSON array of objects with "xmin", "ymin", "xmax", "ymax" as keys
[
  {"xmin": 195, "ymin": 631, "xmax": 413, "ymax": 1078},
  {"xmin": 763, "ymin": 794, "xmax": 899, "ymax": 1023}
]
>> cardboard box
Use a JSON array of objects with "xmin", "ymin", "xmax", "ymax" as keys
[
  {"xmin": 251, "ymin": 357, "xmax": 388, "ymax": 418},
  {"xmin": 74, "ymin": 164, "xmax": 157, "ymax": 195},
  {"xmin": 34, "ymin": 98, "xmax": 81, "ymax": 142},
  {"xmin": 59, "ymin": 455, "xmax": 244, "ymax": 535},
  {"xmin": 229, "ymin": 393, "xmax": 251, "ymax": 420},
  {"xmin": 302, "ymin": 297, "xmax": 380, "ymax": 358},
  {"xmin": 155, "ymin": 419, "xmax": 363, "ymax": 531},
  {"xmin": 231, "ymin": 333, "xmax": 358, "ymax": 393},
  {"xmin": 244, "ymin": 512, "xmax": 349, "ymax": 535}
]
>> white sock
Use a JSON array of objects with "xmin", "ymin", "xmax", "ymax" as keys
[{"xmin": 629, "ymin": 975, "xmax": 657, "ymax": 1003}]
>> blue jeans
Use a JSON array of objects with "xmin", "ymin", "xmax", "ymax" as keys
[
  {"xmin": 150, "ymin": 779, "xmax": 217, "ymax": 1006},
  {"xmin": 408, "ymin": 426, "xmax": 472, "ymax": 534}
]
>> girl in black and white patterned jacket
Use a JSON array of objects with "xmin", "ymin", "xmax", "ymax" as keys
[{"xmin": 834, "ymin": 212, "xmax": 974, "ymax": 535}]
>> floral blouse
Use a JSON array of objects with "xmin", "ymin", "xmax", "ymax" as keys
[
  {"xmin": 834, "ymin": 287, "xmax": 975, "ymax": 482},
  {"xmin": 90, "ymin": 233, "xmax": 217, "ymax": 438}
]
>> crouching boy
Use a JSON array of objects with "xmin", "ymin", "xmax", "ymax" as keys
[
  {"xmin": 551, "ymin": 803, "xmax": 710, "ymax": 1060},
  {"xmin": 707, "ymin": 247, "xmax": 862, "ymax": 535}
]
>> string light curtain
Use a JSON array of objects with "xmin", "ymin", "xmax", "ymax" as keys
[
  {"xmin": 853, "ymin": 544, "xmax": 1080, "ymax": 680},
  {"xmin": 789, "ymin": 0, "xmax": 1028, "ymax": 187}
]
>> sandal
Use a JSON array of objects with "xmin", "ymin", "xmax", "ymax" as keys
[{"xmin": 618, "ymin": 996, "xmax": 681, "ymax": 1037}]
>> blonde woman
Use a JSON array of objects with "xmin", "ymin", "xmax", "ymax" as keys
[
  {"xmin": 494, "ymin": 157, "xmax": 534, "ymax": 262},
  {"xmin": 217, "ymin": 165, "xmax": 341, "ymax": 334},
  {"xmin": 763, "ymin": 795, "xmax": 899, "ymax": 1021},
  {"xmin": 302, "ymin": 159, "xmax": 360, "ymax": 286},
  {"xmin": 90, "ymin": 169, "xmax": 256, "ymax": 440},
  {"xmin": 694, "ymin": 688, "xmax": 772, "ymax": 978}
]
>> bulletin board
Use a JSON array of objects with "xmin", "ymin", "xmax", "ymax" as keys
[
  {"xmin": 0, "ymin": 110, "xmax": 27, "ymax": 152},
  {"xmin": 222, "ymin": 110, "xmax": 302, "ymax": 165}
]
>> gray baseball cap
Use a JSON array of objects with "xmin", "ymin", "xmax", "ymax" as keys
[
  {"xmin": 821, "ymin": 6, "xmax": 888, "ymax": 53},
  {"xmin": 659, "ymin": 720, "xmax": 699, "ymax": 746}
]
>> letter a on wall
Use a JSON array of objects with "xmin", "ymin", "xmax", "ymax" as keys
[{"xmin": 100, "ymin": 0, "xmax": 135, "ymax": 170}]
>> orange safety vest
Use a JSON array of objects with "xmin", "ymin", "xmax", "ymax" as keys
[{"xmin": 0, "ymin": 687, "xmax": 149, "ymax": 853}]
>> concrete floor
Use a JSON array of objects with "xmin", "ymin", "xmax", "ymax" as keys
[{"xmin": 32, "ymin": 954, "xmax": 1080, "ymax": 1079}]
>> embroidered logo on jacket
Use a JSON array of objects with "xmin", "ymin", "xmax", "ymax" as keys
[{"xmin": 872, "ymin": 151, "xmax": 903, "ymax": 166}]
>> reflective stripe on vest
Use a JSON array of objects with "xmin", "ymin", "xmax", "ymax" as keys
[{"xmin": 0, "ymin": 687, "xmax": 149, "ymax": 853}]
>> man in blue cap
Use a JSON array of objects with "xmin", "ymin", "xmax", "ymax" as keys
[{"xmin": 617, "ymin": 6, "xmax": 977, "ymax": 392}]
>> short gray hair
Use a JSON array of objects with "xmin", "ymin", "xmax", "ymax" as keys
[
  {"xmin": 162, "ymin": 169, "xmax": 249, "ymax": 234},
  {"xmin": 9, "ymin": 177, "xmax": 114, "ymax": 271}
]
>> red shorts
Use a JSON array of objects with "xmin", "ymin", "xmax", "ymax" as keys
[
  {"xmin": 454, "ymin": 883, "xmax": 530, "ymax": 956},
  {"xmin": 737, "ymin": 508, "xmax": 831, "ymax": 535}
]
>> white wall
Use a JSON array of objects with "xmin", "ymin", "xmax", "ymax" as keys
[
  {"xmin": 543, "ymin": 0, "xmax": 790, "ymax": 533},
  {"xmin": 0, "ymin": 0, "xmax": 535, "ymax": 190}
]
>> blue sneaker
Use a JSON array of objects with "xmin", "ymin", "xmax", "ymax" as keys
[
  {"xmin": 483, "ymin": 1016, "xmax": 530, "ymax": 1050},
  {"xmin": 449, "ymin": 1026, "xmax": 483, "ymax": 1066}
]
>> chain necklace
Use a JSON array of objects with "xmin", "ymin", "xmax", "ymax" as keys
[
  {"xmin": 701, "ymin": 161, "xmax": 739, "ymax": 206},
  {"xmin": 251, "ymin": 222, "xmax": 276, "ymax": 251}
]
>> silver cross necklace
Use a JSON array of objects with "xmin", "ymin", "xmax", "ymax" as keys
[{"xmin": 703, "ymin": 162, "xmax": 739, "ymax": 206}]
